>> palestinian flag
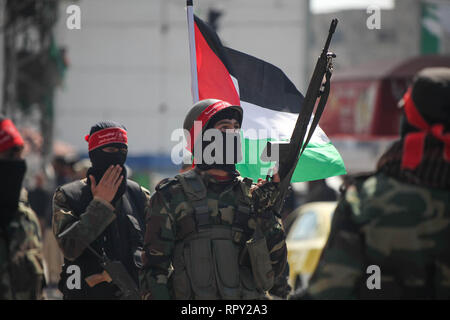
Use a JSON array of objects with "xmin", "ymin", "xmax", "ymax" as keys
[{"xmin": 191, "ymin": 15, "xmax": 346, "ymax": 182}]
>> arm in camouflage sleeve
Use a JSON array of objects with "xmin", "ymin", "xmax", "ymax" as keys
[
  {"xmin": 251, "ymin": 181, "xmax": 288, "ymax": 281},
  {"xmin": 52, "ymin": 188, "xmax": 116, "ymax": 261},
  {"xmin": 261, "ymin": 214, "xmax": 291, "ymax": 298},
  {"xmin": 305, "ymin": 188, "xmax": 365, "ymax": 299},
  {"xmin": 140, "ymin": 191, "xmax": 175, "ymax": 300},
  {"xmin": 249, "ymin": 179, "xmax": 289, "ymax": 294},
  {"xmin": 259, "ymin": 213, "xmax": 288, "ymax": 281},
  {"xmin": 4, "ymin": 193, "xmax": 46, "ymax": 300}
]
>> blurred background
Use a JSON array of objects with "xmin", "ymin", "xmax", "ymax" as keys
[{"xmin": 1, "ymin": 0, "xmax": 449, "ymax": 298}]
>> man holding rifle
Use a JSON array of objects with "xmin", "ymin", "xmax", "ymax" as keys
[
  {"xmin": 139, "ymin": 16, "xmax": 340, "ymax": 300},
  {"xmin": 140, "ymin": 100, "xmax": 289, "ymax": 300}
]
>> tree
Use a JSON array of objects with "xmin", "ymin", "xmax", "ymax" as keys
[{"xmin": 2, "ymin": 0, "xmax": 68, "ymax": 171}]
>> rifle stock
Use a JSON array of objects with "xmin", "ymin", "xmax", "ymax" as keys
[
  {"xmin": 85, "ymin": 270, "xmax": 112, "ymax": 287},
  {"xmin": 101, "ymin": 259, "xmax": 141, "ymax": 300},
  {"xmin": 58, "ymin": 226, "xmax": 141, "ymax": 300}
]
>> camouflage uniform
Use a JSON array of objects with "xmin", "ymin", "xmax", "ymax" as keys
[
  {"xmin": 305, "ymin": 141, "xmax": 450, "ymax": 299},
  {"xmin": 0, "ymin": 189, "xmax": 45, "ymax": 300},
  {"xmin": 52, "ymin": 178, "xmax": 151, "ymax": 299},
  {"xmin": 304, "ymin": 68, "xmax": 450, "ymax": 300},
  {"xmin": 53, "ymin": 184, "xmax": 125, "ymax": 260},
  {"xmin": 140, "ymin": 168, "xmax": 288, "ymax": 300}
]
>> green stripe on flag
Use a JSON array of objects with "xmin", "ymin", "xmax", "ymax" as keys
[{"xmin": 236, "ymin": 137, "xmax": 347, "ymax": 182}]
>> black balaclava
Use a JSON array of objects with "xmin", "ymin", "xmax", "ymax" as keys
[
  {"xmin": 195, "ymin": 108, "xmax": 243, "ymax": 175},
  {"xmin": 0, "ymin": 159, "xmax": 26, "ymax": 226},
  {"xmin": 0, "ymin": 115, "xmax": 26, "ymax": 226},
  {"xmin": 397, "ymin": 67, "xmax": 450, "ymax": 171},
  {"xmin": 86, "ymin": 121, "xmax": 128, "ymax": 204},
  {"xmin": 400, "ymin": 67, "xmax": 450, "ymax": 138}
]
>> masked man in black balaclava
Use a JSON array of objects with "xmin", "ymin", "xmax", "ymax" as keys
[
  {"xmin": 0, "ymin": 115, "xmax": 45, "ymax": 299},
  {"xmin": 140, "ymin": 100, "xmax": 289, "ymax": 300},
  {"xmin": 52, "ymin": 121, "xmax": 151, "ymax": 299}
]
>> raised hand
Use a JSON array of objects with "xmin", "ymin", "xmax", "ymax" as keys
[
  {"xmin": 251, "ymin": 172, "xmax": 281, "ymax": 215},
  {"xmin": 89, "ymin": 165, "xmax": 124, "ymax": 204},
  {"xmin": 251, "ymin": 168, "xmax": 280, "ymax": 195}
]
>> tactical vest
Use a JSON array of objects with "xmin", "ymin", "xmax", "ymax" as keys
[
  {"xmin": 167, "ymin": 170, "xmax": 264, "ymax": 300},
  {"xmin": 58, "ymin": 179, "xmax": 145, "ymax": 300}
]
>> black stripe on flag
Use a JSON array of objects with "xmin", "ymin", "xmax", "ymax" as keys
[
  {"xmin": 224, "ymin": 47, "xmax": 304, "ymax": 113},
  {"xmin": 194, "ymin": 15, "xmax": 304, "ymax": 114}
]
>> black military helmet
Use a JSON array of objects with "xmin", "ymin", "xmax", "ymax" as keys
[
  {"xmin": 401, "ymin": 67, "xmax": 450, "ymax": 127},
  {"xmin": 183, "ymin": 99, "xmax": 243, "ymax": 151}
]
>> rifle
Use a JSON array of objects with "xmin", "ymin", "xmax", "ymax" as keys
[
  {"xmin": 85, "ymin": 251, "xmax": 141, "ymax": 300},
  {"xmin": 261, "ymin": 19, "xmax": 339, "ymax": 215},
  {"xmin": 58, "ymin": 222, "xmax": 141, "ymax": 300}
]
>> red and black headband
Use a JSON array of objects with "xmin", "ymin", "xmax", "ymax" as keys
[
  {"xmin": 401, "ymin": 87, "xmax": 450, "ymax": 169},
  {"xmin": 187, "ymin": 100, "xmax": 233, "ymax": 152},
  {"xmin": 0, "ymin": 119, "xmax": 24, "ymax": 153},
  {"xmin": 85, "ymin": 127, "xmax": 128, "ymax": 152}
]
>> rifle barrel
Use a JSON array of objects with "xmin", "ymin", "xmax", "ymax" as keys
[{"xmin": 272, "ymin": 19, "xmax": 338, "ymax": 214}]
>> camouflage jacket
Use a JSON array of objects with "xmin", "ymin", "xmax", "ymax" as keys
[
  {"xmin": 0, "ymin": 189, "xmax": 45, "ymax": 300},
  {"xmin": 52, "ymin": 179, "xmax": 151, "ymax": 262},
  {"xmin": 140, "ymin": 169, "xmax": 288, "ymax": 300},
  {"xmin": 306, "ymin": 172, "xmax": 450, "ymax": 299}
]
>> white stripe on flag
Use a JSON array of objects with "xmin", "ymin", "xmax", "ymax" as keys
[
  {"xmin": 230, "ymin": 74, "xmax": 329, "ymax": 145},
  {"xmin": 240, "ymin": 100, "xmax": 330, "ymax": 145}
]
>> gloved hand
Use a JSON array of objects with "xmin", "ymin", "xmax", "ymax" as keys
[{"xmin": 251, "ymin": 181, "xmax": 280, "ymax": 215}]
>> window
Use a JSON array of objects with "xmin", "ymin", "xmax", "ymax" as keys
[{"xmin": 289, "ymin": 210, "xmax": 318, "ymax": 241}]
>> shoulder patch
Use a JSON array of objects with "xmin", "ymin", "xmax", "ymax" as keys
[{"xmin": 155, "ymin": 177, "xmax": 177, "ymax": 192}]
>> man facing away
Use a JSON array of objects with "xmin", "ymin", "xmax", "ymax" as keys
[{"xmin": 302, "ymin": 67, "xmax": 450, "ymax": 299}]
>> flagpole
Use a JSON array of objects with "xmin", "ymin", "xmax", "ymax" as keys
[{"xmin": 186, "ymin": 0, "xmax": 199, "ymax": 103}]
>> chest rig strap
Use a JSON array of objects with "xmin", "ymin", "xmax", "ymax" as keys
[{"xmin": 176, "ymin": 170, "xmax": 211, "ymax": 228}]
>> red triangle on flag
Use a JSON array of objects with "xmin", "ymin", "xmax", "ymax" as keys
[{"xmin": 195, "ymin": 23, "xmax": 240, "ymax": 106}]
